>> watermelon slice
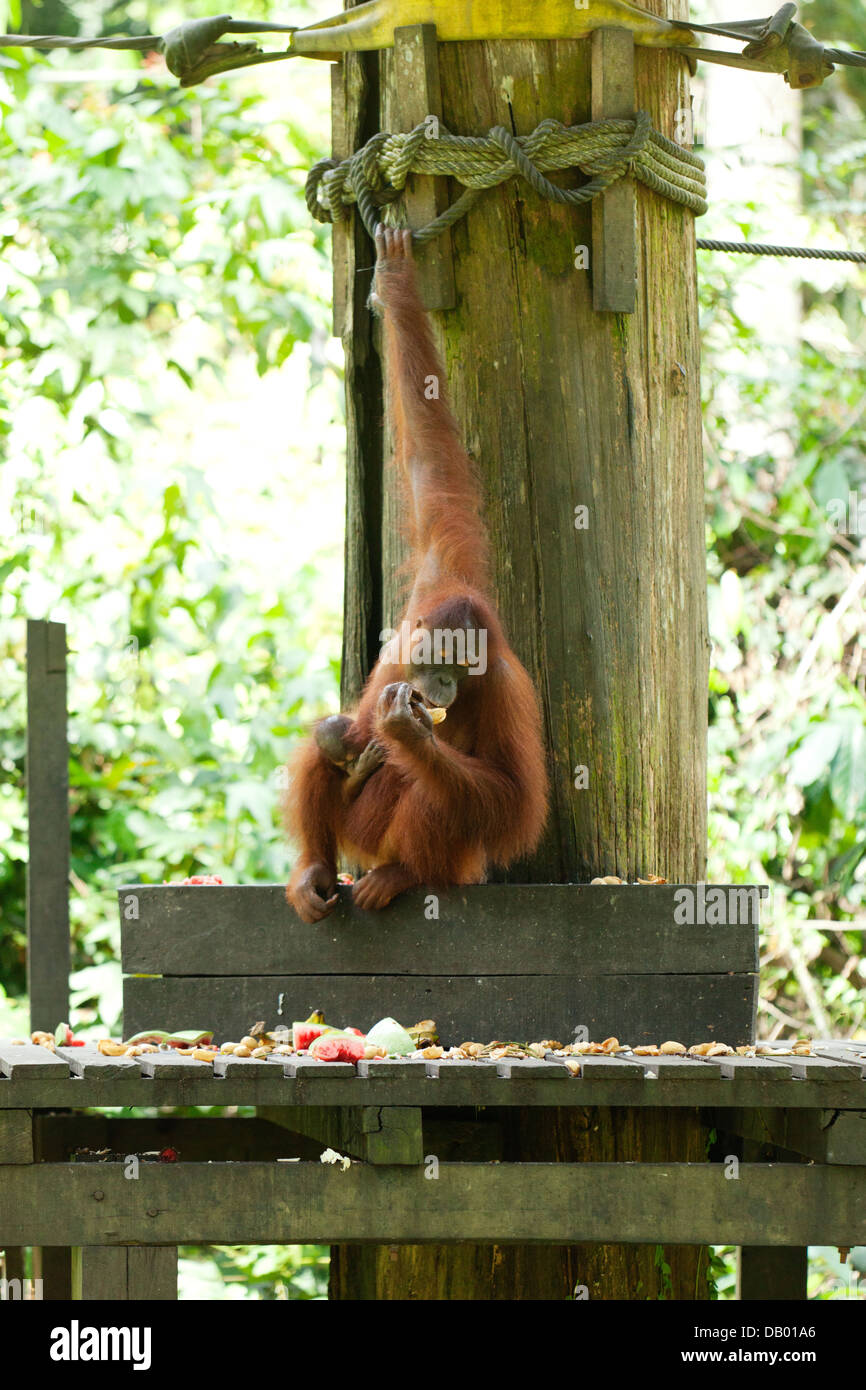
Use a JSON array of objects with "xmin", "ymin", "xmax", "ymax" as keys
[
  {"xmin": 345, "ymin": 1027, "xmax": 366, "ymax": 1037},
  {"xmin": 309, "ymin": 1033, "xmax": 366, "ymax": 1063},
  {"xmin": 293, "ymin": 1021, "xmax": 337, "ymax": 1051}
]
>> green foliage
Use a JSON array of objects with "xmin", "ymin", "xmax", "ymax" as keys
[
  {"xmin": 0, "ymin": 0, "xmax": 343, "ymax": 1031},
  {"xmin": 179, "ymin": 1244, "xmax": 329, "ymax": 1300},
  {"xmin": 698, "ymin": 80, "xmax": 866, "ymax": 1040}
]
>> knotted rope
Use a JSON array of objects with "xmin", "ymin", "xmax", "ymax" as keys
[{"xmin": 306, "ymin": 112, "xmax": 708, "ymax": 242}]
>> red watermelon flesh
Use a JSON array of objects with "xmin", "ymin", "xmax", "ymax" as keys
[
  {"xmin": 309, "ymin": 1033, "xmax": 366, "ymax": 1063},
  {"xmin": 293, "ymin": 1021, "xmax": 335, "ymax": 1051},
  {"xmin": 345, "ymin": 1027, "xmax": 365, "ymax": 1037}
]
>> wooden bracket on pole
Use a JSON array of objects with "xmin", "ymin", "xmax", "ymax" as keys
[
  {"xmin": 330, "ymin": 60, "xmax": 351, "ymax": 339},
  {"xmin": 591, "ymin": 27, "xmax": 637, "ymax": 313},
  {"xmin": 393, "ymin": 23, "xmax": 456, "ymax": 311}
]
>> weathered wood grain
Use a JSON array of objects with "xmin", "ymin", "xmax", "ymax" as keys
[
  {"xmin": 118, "ymin": 882, "xmax": 760, "ymax": 976},
  {"xmin": 3, "ymin": 1162, "xmax": 865, "ymax": 1247},
  {"xmin": 0, "ymin": 1042, "xmax": 69, "ymax": 1080},
  {"xmin": 719, "ymin": 1107, "xmax": 866, "ymax": 1166},
  {"xmin": 252, "ymin": 1104, "xmax": 425, "ymax": 1164},
  {"xmin": 35, "ymin": 1114, "xmax": 327, "ymax": 1163},
  {"xmin": 26, "ymin": 619, "xmax": 70, "ymax": 1033},
  {"xmin": 122, "ymin": 971, "xmax": 756, "ymax": 1049},
  {"xmin": 0, "ymin": 1110, "xmax": 33, "ymax": 1164},
  {"xmin": 737, "ymin": 1246, "xmax": 807, "ymax": 1302},
  {"xmin": 393, "ymin": 24, "xmax": 456, "ymax": 309},
  {"xmin": 71, "ymin": 1246, "xmax": 177, "ymax": 1301},
  {"xmin": 136, "ymin": 1054, "xmax": 213, "ymax": 1080},
  {"xmin": 591, "ymin": 27, "xmax": 636, "ymax": 311},
  {"xmin": 57, "ymin": 1045, "xmax": 140, "ymax": 1081}
]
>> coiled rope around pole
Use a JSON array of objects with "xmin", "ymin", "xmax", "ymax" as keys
[{"xmin": 306, "ymin": 113, "xmax": 708, "ymax": 241}]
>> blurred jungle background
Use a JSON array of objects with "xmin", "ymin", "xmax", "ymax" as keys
[{"xmin": 1, "ymin": 0, "xmax": 864, "ymax": 1298}]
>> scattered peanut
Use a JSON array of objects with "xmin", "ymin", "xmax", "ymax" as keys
[
  {"xmin": 239, "ymin": 1036, "xmax": 258, "ymax": 1050},
  {"xmin": 660, "ymin": 1041, "xmax": 687, "ymax": 1055},
  {"xmin": 220, "ymin": 1042, "xmax": 237, "ymax": 1054},
  {"xmin": 233, "ymin": 1045, "xmax": 252, "ymax": 1058},
  {"xmin": 97, "ymin": 1039, "xmax": 127, "ymax": 1057}
]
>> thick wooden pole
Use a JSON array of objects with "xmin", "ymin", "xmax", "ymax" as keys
[{"xmin": 335, "ymin": 2, "xmax": 709, "ymax": 1299}]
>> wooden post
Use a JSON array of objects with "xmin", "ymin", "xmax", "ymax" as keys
[
  {"xmin": 26, "ymin": 619, "xmax": 69, "ymax": 1032},
  {"xmin": 71, "ymin": 1248, "xmax": 177, "ymax": 1301},
  {"xmin": 337, "ymin": 0, "xmax": 708, "ymax": 1299},
  {"xmin": 392, "ymin": 24, "xmax": 456, "ymax": 310},
  {"xmin": 738, "ymin": 1246, "xmax": 808, "ymax": 1301},
  {"xmin": 591, "ymin": 27, "xmax": 637, "ymax": 312}
]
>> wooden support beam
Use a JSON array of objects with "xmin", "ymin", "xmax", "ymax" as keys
[
  {"xmin": 260, "ymin": 1105, "xmax": 424, "ymax": 1164},
  {"xmin": 33, "ymin": 1114, "xmax": 327, "ymax": 1163},
  {"xmin": 737, "ymin": 1246, "xmax": 808, "ymax": 1301},
  {"xmin": 0, "ymin": 1110, "xmax": 33, "ymax": 1164},
  {"xmin": 26, "ymin": 618, "xmax": 69, "ymax": 1033},
  {"xmin": 71, "ymin": 1247, "xmax": 177, "ymax": 1301},
  {"xmin": 330, "ymin": 60, "xmax": 351, "ymax": 338},
  {"xmin": 392, "ymin": 24, "xmax": 456, "ymax": 310},
  {"xmin": 2, "ymin": 1162, "xmax": 865, "ymax": 1248},
  {"xmin": 718, "ymin": 1107, "xmax": 866, "ymax": 1166},
  {"xmin": 591, "ymin": 27, "xmax": 637, "ymax": 312}
]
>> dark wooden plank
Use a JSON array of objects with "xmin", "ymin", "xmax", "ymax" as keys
[
  {"xmin": 71, "ymin": 1246, "xmax": 177, "ymax": 1301},
  {"xmin": 424, "ymin": 1059, "xmax": 499, "ymax": 1078},
  {"xmin": 36, "ymin": 1114, "xmax": 326, "ymax": 1163},
  {"xmin": 281, "ymin": 1056, "xmax": 356, "ymax": 1079},
  {"xmin": 356, "ymin": 1058, "xmax": 429, "ymax": 1079},
  {"xmin": 360, "ymin": 1106, "xmax": 423, "ymax": 1165},
  {"xmin": 694, "ymin": 1054, "xmax": 792, "ymax": 1080},
  {"xmin": 0, "ymin": 1111, "xmax": 33, "ymax": 1163},
  {"xmin": 0, "ymin": 1043, "xmax": 69, "ymax": 1080},
  {"xmin": 591, "ymin": 27, "xmax": 636, "ymax": 313},
  {"xmin": 0, "ymin": 1069, "xmax": 863, "ymax": 1110},
  {"xmin": 629, "ymin": 1054, "xmax": 721, "ymax": 1081},
  {"xmin": 785, "ymin": 1055, "xmax": 862, "ymax": 1082},
  {"xmin": 136, "ymin": 1054, "xmax": 213, "ymax": 1080},
  {"xmin": 813, "ymin": 1042, "xmax": 866, "ymax": 1075},
  {"xmin": 32, "ymin": 1246, "xmax": 71, "ymax": 1300},
  {"xmin": 330, "ymin": 59, "xmax": 350, "ymax": 339},
  {"xmin": 393, "ymin": 23, "xmax": 456, "ymax": 310},
  {"xmin": 571, "ymin": 1055, "xmax": 646, "ymax": 1080},
  {"xmin": 1, "ymin": 1247, "xmax": 26, "ymax": 1285},
  {"xmin": 260, "ymin": 1104, "xmax": 423, "ymax": 1164},
  {"xmin": 212, "ymin": 1055, "xmax": 271, "ymax": 1080},
  {"xmin": 720, "ymin": 1107, "xmax": 866, "ymax": 1165},
  {"xmin": 123, "ymin": 972, "xmax": 757, "ymax": 1051},
  {"xmin": 26, "ymin": 618, "xmax": 70, "ymax": 1032},
  {"xmin": 737, "ymin": 1246, "xmax": 807, "ymax": 1301},
  {"xmin": 118, "ymin": 882, "xmax": 760, "ymax": 976},
  {"xmin": 3, "ymin": 1162, "xmax": 866, "ymax": 1247},
  {"xmin": 495, "ymin": 1059, "xmax": 568, "ymax": 1080},
  {"xmin": 57, "ymin": 1045, "xmax": 140, "ymax": 1080},
  {"xmin": 127, "ymin": 1247, "xmax": 177, "ymax": 1301}
]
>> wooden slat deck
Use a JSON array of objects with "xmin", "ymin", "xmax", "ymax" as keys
[{"xmin": 1, "ymin": 1040, "xmax": 865, "ymax": 1109}]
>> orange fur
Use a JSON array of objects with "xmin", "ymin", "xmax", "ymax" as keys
[{"xmin": 284, "ymin": 230, "xmax": 548, "ymax": 921}]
